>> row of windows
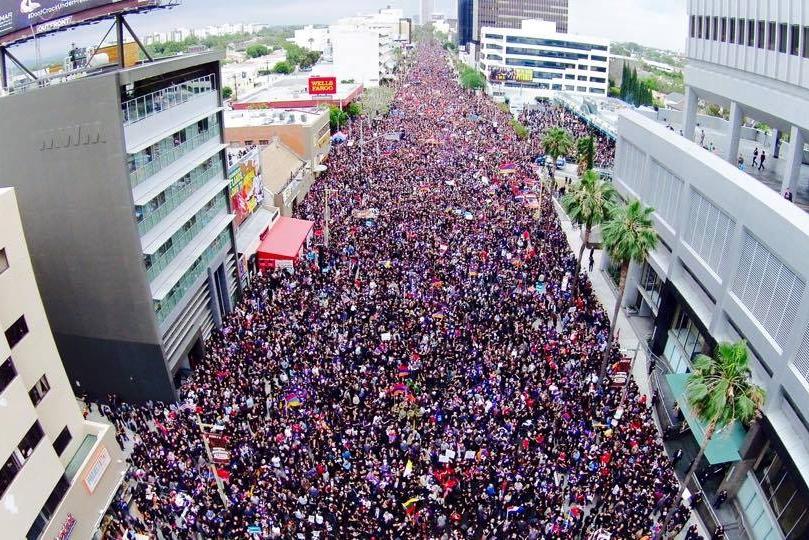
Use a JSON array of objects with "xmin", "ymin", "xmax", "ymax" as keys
[
  {"xmin": 690, "ymin": 15, "xmax": 809, "ymax": 58},
  {"xmin": 505, "ymin": 46, "xmax": 587, "ymax": 61},
  {"xmin": 26, "ymin": 475, "xmax": 71, "ymax": 540},
  {"xmin": 0, "ymin": 421, "xmax": 44, "ymax": 498},
  {"xmin": 505, "ymin": 35, "xmax": 608, "ymax": 51}
]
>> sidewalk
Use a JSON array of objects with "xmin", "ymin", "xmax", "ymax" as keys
[{"xmin": 553, "ymin": 198, "xmax": 710, "ymax": 540}]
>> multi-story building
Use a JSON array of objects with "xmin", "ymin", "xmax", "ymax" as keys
[
  {"xmin": 0, "ymin": 51, "xmax": 239, "ymax": 403},
  {"xmin": 292, "ymin": 25, "xmax": 331, "ymax": 54},
  {"xmin": 610, "ymin": 2, "xmax": 809, "ymax": 539},
  {"xmin": 473, "ymin": 0, "xmax": 568, "ymax": 42},
  {"xmin": 330, "ymin": 20, "xmax": 395, "ymax": 88},
  {"xmin": 480, "ymin": 19, "xmax": 609, "ymax": 104},
  {"xmin": 420, "ymin": 0, "xmax": 434, "ymax": 26},
  {"xmin": 458, "ymin": 0, "xmax": 475, "ymax": 47},
  {"xmin": 0, "ymin": 187, "xmax": 125, "ymax": 540}
]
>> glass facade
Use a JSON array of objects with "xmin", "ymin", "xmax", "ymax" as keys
[
  {"xmin": 121, "ymin": 74, "xmax": 216, "ymax": 125},
  {"xmin": 505, "ymin": 35, "xmax": 607, "ymax": 51},
  {"xmin": 663, "ymin": 306, "xmax": 707, "ymax": 373},
  {"xmin": 640, "ymin": 262, "xmax": 663, "ymax": 310}
]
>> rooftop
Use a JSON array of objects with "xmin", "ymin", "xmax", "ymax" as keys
[{"xmin": 225, "ymin": 107, "xmax": 326, "ymax": 128}]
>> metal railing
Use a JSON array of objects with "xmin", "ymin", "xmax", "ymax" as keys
[
  {"xmin": 145, "ymin": 195, "xmax": 228, "ymax": 284},
  {"xmin": 136, "ymin": 162, "xmax": 223, "ymax": 237},
  {"xmin": 129, "ymin": 122, "xmax": 220, "ymax": 188},
  {"xmin": 122, "ymin": 74, "xmax": 216, "ymax": 126}
]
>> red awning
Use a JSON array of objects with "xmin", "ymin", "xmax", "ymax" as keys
[{"xmin": 257, "ymin": 217, "xmax": 314, "ymax": 265}]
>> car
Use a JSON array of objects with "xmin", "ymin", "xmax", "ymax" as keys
[
  {"xmin": 535, "ymin": 155, "xmax": 546, "ymax": 166},
  {"xmin": 556, "ymin": 157, "xmax": 566, "ymax": 170}
]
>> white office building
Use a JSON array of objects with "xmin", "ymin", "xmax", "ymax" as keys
[
  {"xmin": 611, "ymin": 2, "xmax": 809, "ymax": 539},
  {"xmin": 330, "ymin": 20, "xmax": 395, "ymax": 88},
  {"xmin": 479, "ymin": 19, "xmax": 609, "ymax": 105},
  {"xmin": 292, "ymin": 25, "xmax": 331, "ymax": 53},
  {"xmin": 0, "ymin": 188, "xmax": 125, "ymax": 540}
]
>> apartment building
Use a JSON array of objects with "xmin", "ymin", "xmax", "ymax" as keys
[
  {"xmin": 480, "ymin": 19, "xmax": 609, "ymax": 104},
  {"xmin": 0, "ymin": 188, "xmax": 124, "ymax": 540},
  {"xmin": 330, "ymin": 16, "xmax": 397, "ymax": 88},
  {"xmin": 0, "ymin": 51, "xmax": 238, "ymax": 403},
  {"xmin": 610, "ymin": 2, "xmax": 809, "ymax": 538}
]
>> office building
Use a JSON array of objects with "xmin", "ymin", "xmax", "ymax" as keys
[
  {"xmin": 0, "ymin": 51, "xmax": 239, "ymax": 403},
  {"xmin": 474, "ymin": 0, "xmax": 568, "ymax": 42},
  {"xmin": 610, "ymin": 2, "xmax": 809, "ymax": 539},
  {"xmin": 480, "ymin": 19, "xmax": 609, "ymax": 105},
  {"xmin": 458, "ymin": 0, "xmax": 474, "ymax": 46},
  {"xmin": 0, "ymin": 188, "xmax": 124, "ymax": 540},
  {"xmin": 330, "ymin": 21, "xmax": 395, "ymax": 88},
  {"xmin": 292, "ymin": 25, "xmax": 331, "ymax": 53}
]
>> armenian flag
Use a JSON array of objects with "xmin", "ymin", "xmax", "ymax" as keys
[
  {"xmin": 391, "ymin": 383, "xmax": 408, "ymax": 395},
  {"xmin": 398, "ymin": 364, "xmax": 411, "ymax": 377},
  {"xmin": 284, "ymin": 393, "xmax": 302, "ymax": 408}
]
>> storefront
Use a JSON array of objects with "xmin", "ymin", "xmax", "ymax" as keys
[{"xmin": 256, "ymin": 216, "xmax": 314, "ymax": 271}]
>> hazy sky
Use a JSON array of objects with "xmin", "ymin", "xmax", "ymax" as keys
[{"xmin": 10, "ymin": 0, "xmax": 687, "ymax": 62}]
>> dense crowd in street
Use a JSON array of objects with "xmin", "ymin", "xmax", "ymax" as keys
[
  {"xmin": 521, "ymin": 103, "xmax": 616, "ymax": 169},
  {"xmin": 104, "ymin": 44, "xmax": 687, "ymax": 539}
]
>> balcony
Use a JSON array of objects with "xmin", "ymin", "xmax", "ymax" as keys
[{"xmin": 122, "ymin": 74, "xmax": 221, "ymax": 153}]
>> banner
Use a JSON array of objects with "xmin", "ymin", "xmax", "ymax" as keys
[
  {"xmin": 228, "ymin": 147, "xmax": 264, "ymax": 228},
  {"xmin": 308, "ymin": 76, "xmax": 337, "ymax": 95},
  {"xmin": 489, "ymin": 67, "xmax": 534, "ymax": 83}
]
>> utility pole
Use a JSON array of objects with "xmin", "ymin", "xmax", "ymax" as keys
[
  {"xmin": 323, "ymin": 188, "xmax": 332, "ymax": 247},
  {"xmin": 196, "ymin": 415, "xmax": 230, "ymax": 508}
]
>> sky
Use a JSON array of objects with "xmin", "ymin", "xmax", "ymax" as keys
[{"xmin": 9, "ymin": 0, "xmax": 687, "ymax": 64}]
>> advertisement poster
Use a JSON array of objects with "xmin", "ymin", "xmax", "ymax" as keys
[
  {"xmin": 228, "ymin": 147, "xmax": 264, "ymax": 228},
  {"xmin": 308, "ymin": 76, "xmax": 337, "ymax": 95},
  {"xmin": 490, "ymin": 67, "xmax": 534, "ymax": 83}
]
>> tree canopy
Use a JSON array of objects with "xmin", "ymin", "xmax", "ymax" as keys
[
  {"xmin": 246, "ymin": 44, "xmax": 270, "ymax": 58},
  {"xmin": 272, "ymin": 61, "xmax": 295, "ymax": 75},
  {"xmin": 619, "ymin": 66, "xmax": 654, "ymax": 107},
  {"xmin": 460, "ymin": 67, "xmax": 486, "ymax": 90}
]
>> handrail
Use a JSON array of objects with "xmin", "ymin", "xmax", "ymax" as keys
[
  {"xmin": 129, "ymin": 122, "xmax": 220, "ymax": 188},
  {"xmin": 122, "ymin": 74, "xmax": 216, "ymax": 125}
]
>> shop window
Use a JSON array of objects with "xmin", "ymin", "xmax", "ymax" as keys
[
  {"xmin": 52, "ymin": 427, "xmax": 72, "ymax": 456},
  {"xmin": 5, "ymin": 315, "xmax": 28, "ymax": 349},
  {"xmin": 0, "ymin": 357, "xmax": 16, "ymax": 394},
  {"xmin": 28, "ymin": 374, "xmax": 50, "ymax": 406}
]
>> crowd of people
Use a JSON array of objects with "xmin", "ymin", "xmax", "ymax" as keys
[
  {"xmin": 104, "ymin": 43, "xmax": 689, "ymax": 539},
  {"xmin": 520, "ymin": 103, "xmax": 616, "ymax": 169}
]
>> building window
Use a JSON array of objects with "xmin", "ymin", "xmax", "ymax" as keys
[
  {"xmin": 768, "ymin": 21, "xmax": 777, "ymax": 50},
  {"xmin": 704, "ymin": 16, "xmax": 710, "ymax": 39},
  {"xmin": 258, "ymin": 139, "xmax": 269, "ymax": 145},
  {"xmin": 28, "ymin": 374, "xmax": 50, "ymax": 406},
  {"xmin": 4, "ymin": 315, "xmax": 28, "ymax": 349},
  {"xmin": 664, "ymin": 306, "xmax": 707, "ymax": 373},
  {"xmin": 690, "ymin": 15, "xmax": 695, "ymax": 38},
  {"xmin": 748, "ymin": 20, "xmax": 756, "ymax": 47},
  {"xmin": 640, "ymin": 262, "xmax": 663, "ymax": 310},
  {"xmin": 737, "ymin": 19, "xmax": 745, "ymax": 45},
  {"xmin": 712, "ymin": 16, "xmax": 719, "ymax": 41},
  {"xmin": 0, "ymin": 357, "xmax": 15, "ymax": 394},
  {"xmin": 18, "ymin": 421, "xmax": 44, "ymax": 460},
  {"xmin": 779, "ymin": 23, "xmax": 788, "ymax": 53},
  {"xmin": 565, "ymin": 85, "xmax": 574, "ymax": 91},
  {"xmin": 565, "ymin": 74, "xmax": 575, "ymax": 80},
  {"xmin": 591, "ymin": 55, "xmax": 607, "ymax": 62},
  {"xmin": 26, "ymin": 475, "xmax": 70, "ymax": 540},
  {"xmin": 577, "ymin": 75, "xmax": 587, "ymax": 81},
  {"xmin": 720, "ymin": 17, "xmax": 727, "ymax": 41},
  {"xmin": 0, "ymin": 248, "xmax": 7, "ymax": 274},
  {"xmin": 589, "ymin": 77, "xmax": 606, "ymax": 84},
  {"xmin": 753, "ymin": 441, "xmax": 809, "ymax": 539},
  {"xmin": 0, "ymin": 454, "xmax": 22, "ymax": 498},
  {"xmin": 790, "ymin": 25, "xmax": 800, "ymax": 55},
  {"xmin": 244, "ymin": 140, "xmax": 254, "ymax": 146},
  {"xmin": 729, "ymin": 18, "xmax": 735, "ymax": 43},
  {"xmin": 52, "ymin": 427, "xmax": 71, "ymax": 456},
  {"xmin": 757, "ymin": 20, "xmax": 766, "ymax": 48},
  {"xmin": 697, "ymin": 16, "xmax": 703, "ymax": 39},
  {"xmin": 804, "ymin": 27, "xmax": 809, "ymax": 58},
  {"xmin": 576, "ymin": 86, "xmax": 587, "ymax": 92}
]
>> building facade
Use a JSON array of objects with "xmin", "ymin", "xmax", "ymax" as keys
[
  {"xmin": 474, "ymin": 0, "xmax": 568, "ymax": 41},
  {"xmin": 292, "ymin": 25, "xmax": 331, "ymax": 54},
  {"xmin": 479, "ymin": 19, "xmax": 609, "ymax": 104},
  {"xmin": 0, "ymin": 188, "xmax": 124, "ymax": 540},
  {"xmin": 0, "ymin": 52, "xmax": 239, "ymax": 403},
  {"xmin": 610, "ymin": 3, "xmax": 809, "ymax": 538},
  {"xmin": 330, "ymin": 22, "xmax": 394, "ymax": 88},
  {"xmin": 458, "ymin": 0, "xmax": 474, "ymax": 46}
]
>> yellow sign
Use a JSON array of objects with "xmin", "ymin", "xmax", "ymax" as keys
[{"xmin": 515, "ymin": 68, "xmax": 533, "ymax": 82}]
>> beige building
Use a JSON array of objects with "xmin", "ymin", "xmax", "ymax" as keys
[
  {"xmin": 260, "ymin": 139, "xmax": 315, "ymax": 217},
  {"xmin": 224, "ymin": 107, "xmax": 331, "ymax": 169},
  {"xmin": 0, "ymin": 188, "xmax": 124, "ymax": 540}
]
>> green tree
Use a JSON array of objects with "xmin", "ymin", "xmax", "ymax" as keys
[
  {"xmin": 576, "ymin": 136, "xmax": 595, "ymax": 172},
  {"xmin": 661, "ymin": 341, "xmax": 766, "ymax": 536},
  {"xmin": 272, "ymin": 61, "xmax": 295, "ymax": 74},
  {"xmin": 600, "ymin": 200, "xmax": 657, "ymax": 384},
  {"xmin": 222, "ymin": 86, "xmax": 233, "ymax": 99},
  {"xmin": 246, "ymin": 44, "xmax": 270, "ymax": 58},
  {"xmin": 328, "ymin": 105, "xmax": 348, "ymax": 131},
  {"xmin": 460, "ymin": 66, "xmax": 486, "ymax": 90},
  {"xmin": 541, "ymin": 127, "xmax": 573, "ymax": 162},
  {"xmin": 561, "ymin": 170, "xmax": 616, "ymax": 297},
  {"xmin": 509, "ymin": 118, "xmax": 529, "ymax": 140},
  {"xmin": 299, "ymin": 50, "xmax": 322, "ymax": 69},
  {"xmin": 346, "ymin": 102, "xmax": 362, "ymax": 118}
]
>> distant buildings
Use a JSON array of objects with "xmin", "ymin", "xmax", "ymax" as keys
[
  {"xmin": 479, "ymin": 19, "xmax": 609, "ymax": 104},
  {"xmin": 474, "ymin": 0, "xmax": 569, "ymax": 42},
  {"xmin": 143, "ymin": 22, "xmax": 267, "ymax": 45},
  {"xmin": 420, "ymin": 0, "xmax": 434, "ymax": 25},
  {"xmin": 292, "ymin": 25, "xmax": 330, "ymax": 53}
]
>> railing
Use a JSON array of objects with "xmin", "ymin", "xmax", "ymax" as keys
[
  {"xmin": 145, "ymin": 195, "xmax": 228, "ymax": 283},
  {"xmin": 129, "ymin": 122, "xmax": 220, "ymax": 188},
  {"xmin": 137, "ymin": 163, "xmax": 223, "ymax": 237},
  {"xmin": 122, "ymin": 74, "xmax": 216, "ymax": 126},
  {"xmin": 154, "ymin": 228, "xmax": 231, "ymax": 323}
]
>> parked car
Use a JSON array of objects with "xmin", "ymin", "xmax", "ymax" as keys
[{"xmin": 556, "ymin": 157, "xmax": 566, "ymax": 170}]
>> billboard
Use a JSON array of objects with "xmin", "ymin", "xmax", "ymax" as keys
[
  {"xmin": 489, "ymin": 67, "xmax": 535, "ymax": 83},
  {"xmin": 0, "ymin": 0, "xmax": 161, "ymax": 44},
  {"xmin": 308, "ymin": 76, "xmax": 337, "ymax": 95},
  {"xmin": 228, "ymin": 147, "xmax": 264, "ymax": 228}
]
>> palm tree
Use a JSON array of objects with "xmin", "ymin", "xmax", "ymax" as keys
[
  {"xmin": 541, "ymin": 127, "xmax": 573, "ymax": 165},
  {"xmin": 661, "ymin": 341, "xmax": 766, "ymax": 536},
  {"xmin": 561, "ymin": 170, "xmax": 615, "ymax": 297},
  {"xmin": 576, "ymin": 136, "xmax": 595, "ymax": 173},
  {"xmin": 600, "ymin": 199, "xmax": 657, "ymax": 383}
]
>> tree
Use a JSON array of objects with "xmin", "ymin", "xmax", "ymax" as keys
[
  {"xmin": 509, "ymin": 119, "xmax": 529, "ymax": 140},
  {"xmin": 299, "ymin": 50, "xmax": 322, "ymax": 69},
  {"xmin": 346, "ymin": 102, "xmax": 362, "ymax": 118},
  {"xmin": 222, "ymin": 86, "xmax": 233, "ymax": 99},
  {"xmin": 541, "ymin": 127, "xmax": 573, "ymax": 162},
  {"xmin": 561, "ymin": 170, "xmax": 615, "ymax": 297},
  {"xmin": 328, "ymin": 105, "xmax": 348, "ymax": 131},
  {"xmin": 460, "ymin": 66, "xmax": 486, "ymax": 90},
  {"xmin": 576, "ymin": 136, "xmax": 595, "ymax": 173},
  {"xmin": 600, "ymin": 200, "xmax": 657, "ymax": 384},
  {"xmin": 661, "ymin": 341, "xmax": 766, "ymax": 537},
  {"xmin": 246, "ymin": 44, "xmax": 270, "ymax": 58},
  {"xmin": 272, "ymin": 61, "xmax": 295, "ymax": 74}
]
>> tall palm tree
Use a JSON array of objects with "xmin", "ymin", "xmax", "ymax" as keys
[
  {"xmin": 600, "ymin": 199, "xmax": 657, "ymax": 383},
  {"xmin": 661, "ymin": 341, "xmax": 766, "ymax": 536},
  {"xmin": 541, "ymin": 127, "xmax": 573, "ymax": 165},
  {"xmin": 576, "ymin": 136, "xmax": 595, "ymax": 173},
  {"xmin": 561, "ymin": 170, "xmax": 615, "ymax": 297}
]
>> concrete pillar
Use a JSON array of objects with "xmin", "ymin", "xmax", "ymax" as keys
[
  {"xmin": 770, "ymin": 128, "xmax": 780, "ymax": 159},
  {"xmin": 725, "ymin": 101, "xmax": 743, "ymax": 164},
  {"xmin": 623, "ymin": 260, "xmax": 643, "ymax": 308},
  {"xmin": 207, "ymin": 268, "xmax": 223, "ymax": 328},
  {"xmin": 782, "ymin": 126, "xmax": 804, "ymax": 194},
  {"xmin": 683, "ymin": 86, "xmax": 698, "ymax": 142}
]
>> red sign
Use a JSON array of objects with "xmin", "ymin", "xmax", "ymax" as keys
[{"xmin": 308, "ymin": 77, "xmax": 337, "ymax": 95}]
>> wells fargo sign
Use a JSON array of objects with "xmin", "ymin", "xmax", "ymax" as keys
[{"xmin": 308, "ymin": 76, "xmax": 337, "ymax": 95}]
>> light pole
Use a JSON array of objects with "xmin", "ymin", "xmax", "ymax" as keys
[
  {"xmin": 323, "ymin": 188, "xmax": 334, "ymax": 248},
  {"xmin": 196, "ymin": 415, "xmax": 230, "ymax": 508}
]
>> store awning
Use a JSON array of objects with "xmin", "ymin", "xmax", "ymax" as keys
[
  {"xmin": 665, "ymin": 373, "xmax": 747, "ymax": 464},
  {"xmin": 257, "ymin": 216, "xmax": 314, "ymax": 264}
]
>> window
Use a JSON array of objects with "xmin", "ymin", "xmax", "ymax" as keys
[
  {"xmin": 779, "ymin": 23, "xmax": 788, "ymax": 53},
  {"xmin": 589, "ymin": 88, "xmax": 605, "ymax": 94},
  {"xmin": 729, "ymin": 18, "xmax": 735, "ymax": 43},
  {"xmin": 0, "ymin": 454, "xmax": 22, "ymax": 498},
  {"xmin": 0, "ymin": 247, "xmax": 7, "ymax": 274},
  {"xmin": 697, "ymin": 16, "xmax": 703, "ymax": 38},
  {"xmin": 552, "ymin": 84, "xmax": 562, "ymax": 90},
  {"xmin": 758, "ymin": 20, "xmax": 766, "ymax": 48},
  {"xmin": 52, "ymin": 427, "xmax": 71, "ymax": 456},
  {"xmin": 704, "ymin": 16, "xmax": 710, "ymax": 39},
  {"xmin": 591, "ymin": 55, "xmax": 607, "ymax": 62},
  {"xmin": 565, "ymin": 74, "xmax": 575, "ymax": 80},
  {"xmin": 0, "ymin": 357, "xmax": 15, "ymax": 394},
  {"xmin": 26, "ymin": 475, "xmax": 70, "ymax": 540},
  {"xmin": 737, "ymin": 19, "xmax": 745, "ymax": 45},
  {"xmin": 589, "ymin": 77, "xmax": 606, "ymax": 84},
  {"xmin": 259, "ymin": 139, "xmax": 269, "ymax": 145},
  {"xmin": 484, "ymin": 33, "xmax": 503, "ymax": 40},
  {"xmin": 564, "ymin": 85, "xmax": 574, "ymax": 91},
  {"xmin": 712, "ymin": 17, "xmax": 719, "ymax": 40},
  {"xmin": 748, "ymin": 20, "xmax": 756, "ymax": 46},
  {"xmin": 197, "ymin": 117, "xmax": 209, "ymax": 133},
  {"xmin": 720, "ymin": 17, "xmax": 727, "ymax": 41},
  {"xmin": 28, "ymin": 374, "xmax": 50, "ymax": 406},
  {"xmin": 590, "ymin": 66, "xmax": 607, "ymax": 72},
  {"xmin": 805, "ymin": 27, "xmax": 809, "ymax": 58},
  {"xmin": 768, "ymin": 21, "xmax": 777, "ymax": 50},
  {"xmin": 5, "ymin": 315, "xmax": 28, "ymax": 349},
  {"xmin": 753, "ymin": 441, "xmax": 809, "ymax": 540},
  {"xmin": 790, "ymin": 25, "xmax": 800, "ymax": 55},
  {"xmin": 690, "ymin": 15, "xmax": 695, "ymax": 38},
  {"xmin": 640, "ymin": 262, "xmax": 663, "ymax": 310},
  {"xmin": 577, "ymin": 75, "xmax": 587, "ymax": 81},
  {"xmin": 577, "ymin": 86, "xmax": 587, "ymax": 92},
  {"xmin": 244, "ymin": 140, "xmax": 254, "ymax": 146},
  {"xmin": 18, "ymin": 422, "xmax": 44, "ymax": 460}
]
